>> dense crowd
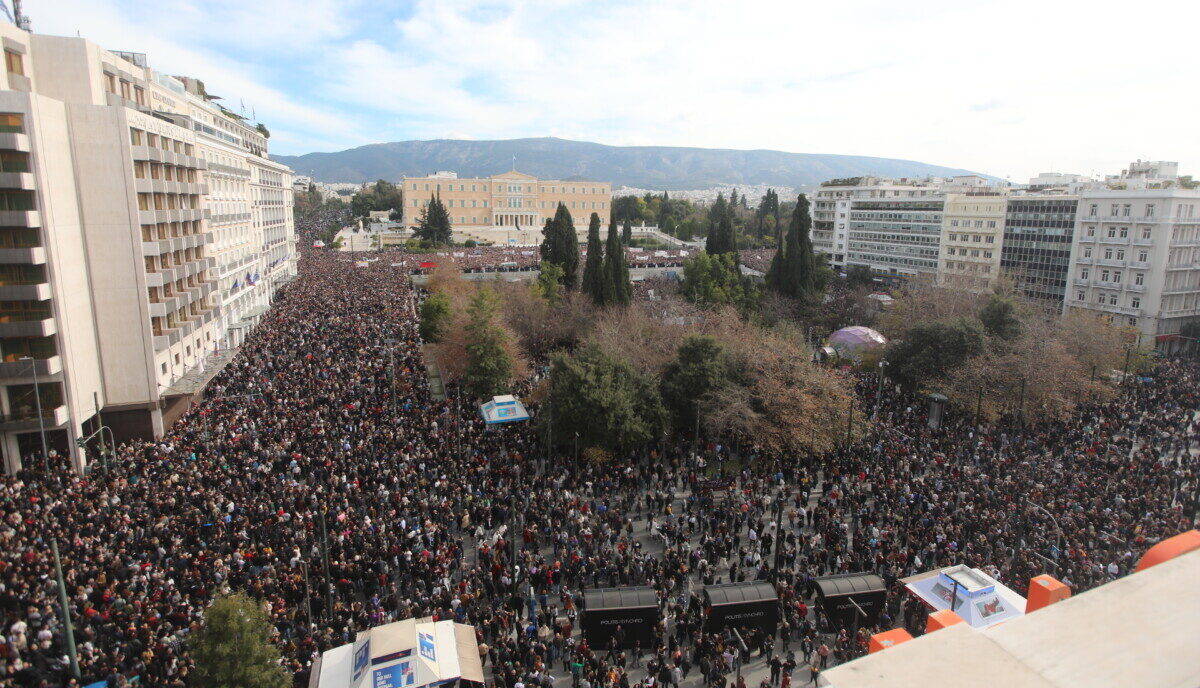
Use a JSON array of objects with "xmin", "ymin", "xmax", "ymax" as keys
[
  {"xmin": 0, "ymin": 249, "xmax": 1195, "ymax": 688},
  {"xmin": 394, "ymin": 247, "xmax": 693, "ymax": 274}
]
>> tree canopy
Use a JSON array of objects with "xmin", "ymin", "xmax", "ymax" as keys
[
  {"xmin": 661, "ymin": 335, "xmax": 737, "ymax": 430},
  {"xmin": 540, "ymin": 204, "xmax": 580, "ymax": 290},
  {"xmin": 414, "ymin": 195, "xmax": 453, "ymax": 245},
  {"xmin": 705, "ymin": 193, "xmax": 736, "ymax": 255},
  {"xmin": 190, "ymin": 592, "xmax": 290, "ymax": 688},
  {"xmin": 581, "ymin": 213, "xmax": 605, "ymax": 304},
  {"xmin": 543, "ymin": 343, "xmax": 665, "ymax": 451},
  {"xmin": 766, "ymin": 194, "xmax": 818, "ymax": 299},
  {"xmin": 464, "ymin": 287, "xmax": 515, "ymax": 399},
  {"xmin": 681, "ymin": 252, "xmax": 755, "ymax": 311},
  {"xmin": 604, "ymin": 218, "xmax": 632, "ymax": 307},
  {"xmin": 418, "ymin": 291, "xmax": 451, "ymax": 342},
  {"xmin": 350, "ymin": 179, "xmax": 404, "ymax": 218},
  {"xmin": 885, "ymin": 317, "xmax": 986, "ymax": 390}
]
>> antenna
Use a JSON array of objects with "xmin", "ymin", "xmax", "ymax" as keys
[{"xmin": 12, "ymin": 0, "xmax": 28, "ymax": 29}]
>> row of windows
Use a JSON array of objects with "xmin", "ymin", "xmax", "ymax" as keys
[
  {"xmin": 1078, "ymin": 268, "xmax": 1145, "ymax": 285},
  {"xmin": 133, "ymin": 161, "xmax": 198, "ymax": 183},
  {"xmin": 1087, "ymin": 203, "xmax": 1155, "ymax": 218},
  {"xmin": 411, "ymin": 182, "xmax": 605, "ymax": 194},
  {"xmin": 948, "ymin": 219, "xmax": 998, "ymax": 228},
  {"xmin": 946, "ymin": 248, "xmax": 993, "ymax": 259},
  {"xmin": 1077, "ymin": 290, "xmax": 1140, "ymax": 310},
  {"xmin": 1080, "ymin": 247, "xmax": 1149, "ymax": 262},
  {"xmin": 136, "ymin": 192, "xmax": 199, "ymax": 211},
  {"xmin": 130, "ymin": 127, "xmax": 196, "ymax": 156},
  {"xmin": 944, "ymin": 261, "xmax": 992, "ymax": 274},
  {"xmin": 947, "ymin": 233, "xmax": 995, "ymax": 244}
]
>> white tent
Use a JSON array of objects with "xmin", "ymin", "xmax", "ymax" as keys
[
  {"xmin": 904, "ymin": 564, "xmax": 1026, "ymax": 629},
  {"xmin": 312, "ymin": 618, "xmax": 483, "ymax": 688},
  {"xmin": 479, "ymin": 395, "xmax": 530, "ymax": 424}
]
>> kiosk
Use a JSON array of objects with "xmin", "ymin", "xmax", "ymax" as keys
[
  {"xmin": 581, "ymin": 587, "xmax": 660, "ymax": 649},
  {"xmin": 703, "ymin": 581, "xmax": 779, "ymax": 634},
  {"xmin": 814, "ymin": 573, "xmax": 887, "ymax": 631}
]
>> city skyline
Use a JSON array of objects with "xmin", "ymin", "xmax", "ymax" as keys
[{"xmin": 32, "ymin": 0, "xmax": 1199, "ymax": 182}]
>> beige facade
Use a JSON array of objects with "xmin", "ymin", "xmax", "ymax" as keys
[
  {"xmin": 0, "ymin": 25, "xmax": 295, "ymax": 472},
  {"xmin": 404, "ymin": 170, "xmax": 611, "ymax": 228},
  {"xmin": 937, "ymin": 192, "xmax": 1008, "ymax": 291}
]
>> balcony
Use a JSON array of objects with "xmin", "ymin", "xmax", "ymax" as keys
[
  {"xmin": 0, "ymin": 355, "xmax": 62, "ymax": 380},
  {"xmin": 0, "ymin": 316, "xmax": 56, "ymax": 337},
  {"xmin": 1096, "ymin": 258, "xmax": 1127, "ymax": 267},
  {"xmin": 0, "ymin": 247, "xmax": 46, "ymax": 264},
  {"xmin": 1124, "ymin": 283, "xmax": 1146, "ymax": 293},
  {"xmin": 0, "ymin": 133, "xmax": 31, "ymax": 152},
  {"xmin": 1129, "ymin": 260, "xmax": 1151, "ymax": 269},
  {"xmin": 0, "ymin": 404, "xmax": 70, "ymax": 431},
  {"xmin": 1076, "ymin": 256, "xmax": 1093, "ymax": 264},
  {"xmin": 0, "ymin": 210, "xmax": 40, "ymax": 227},
  {"xmin": 0, "ymin": 171, "xmax": 35, "ymax": 190},
  {"xmin": 0, "ymin": 282, "xmax": 50, "ymax": 300},
  {"xmin": 1132, "ymin": 238, "xmax": 1153, "ymax": 247}
]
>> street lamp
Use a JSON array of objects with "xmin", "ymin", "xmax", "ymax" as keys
[
  {"xmin": 19, "ymin": 356, "xmax": 48, "ymax": 462},
  {"xmin": 873, "ymin": 360, "xmax": 889, "ymax": 419}
]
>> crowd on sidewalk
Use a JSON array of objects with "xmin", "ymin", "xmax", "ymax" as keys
[{"xmin": 0, "ymin": 251, "xmax": 1195, "ymax": 688}]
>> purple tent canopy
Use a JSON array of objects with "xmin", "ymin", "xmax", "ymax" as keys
[{"xmin": 827, "ymin": 326, "xmax": 887, "ymax": 360}]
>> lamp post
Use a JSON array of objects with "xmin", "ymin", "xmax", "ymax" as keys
[
  {"xmin": 51, "ymin": 539, "xmax": 80, "ymax": 680},
  {"xmin": 873, "ymin": 360, "xmax": 889, "ymax": 419},
  {"xmin": 19, "ymin": 357, "xmax": 48, "ymax": 462}
]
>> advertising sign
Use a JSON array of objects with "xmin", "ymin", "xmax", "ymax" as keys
[{"xmin": 374, "ymin": 660, "xmax": 416, "ymax": 688}]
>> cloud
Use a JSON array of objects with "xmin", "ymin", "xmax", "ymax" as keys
[{"xmin": 29, "ymin": 0, "xmax": 1200, "ymax": 180}]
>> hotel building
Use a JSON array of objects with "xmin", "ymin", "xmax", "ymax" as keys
[
  {"xmin": 0, "ymin": 24, "xmax": 295, "ymax": 472},
  {"xmin": 1063, "ymin": 161, "xmax": 1200, "ymax": 346},
  {"xmin": 403, "ymin": 170, "xmax": 611, "ymax": 229}
]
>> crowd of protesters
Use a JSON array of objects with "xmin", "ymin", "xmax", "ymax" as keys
[{"xmin": 0, "ymin": 248, "xmax": 1195, "ymax": 688}]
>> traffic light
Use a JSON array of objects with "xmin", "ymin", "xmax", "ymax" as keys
[{"xmin": 75, "ymin": 436, "xmax": 86, "ymax": 449}]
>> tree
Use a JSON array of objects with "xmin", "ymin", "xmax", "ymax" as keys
[
  {"xmin": 534, "ymin": 262, "xmax": 564, "ymax": 305},
  {"xmin": 661, "ymin": 335, "xmax": 736, "ymax": 430},
  {"xmin": 979, "ymin": 294, "xmax": 1022, "ymax": 340},
  {"xmin": 885, "ymin": 317, "xmax": 985, "ymax": 390},
  {"xmin": 581, "ymin": 213, "xmax": 606, "ymax": 305},
  {"xmin": 414, "ymin": 195, "xmax": 452, "ymax": 245},
  {"xmin": 766, "ymin": 195, "xmax": 817, "ymax": 299},
  {"xmin": 190, "ymin": 592, "xmax": 289, "ymax": 688},
  {"xmin": 662, "ymin": 215, "xmax": 677, "ymax": 237},
  {"xmin": 622, "ymin": 219, "xmax": 633, "ymax": 245},
  {"xmin": 539, "ymin": 204, "xmax": 580, "ymax": 290},
  {"xmin": 464, "ymin": 287, "xmax": 514, "ymax": 399},
  {"xmin": 418, "ymin": 291, "xmax": 451, "ymax": 342},
  {"xmin": 604, "ymin": 218, "xmax": 631, "ymax": 307},
  {"xmin": 846, "ymin": 264, "xmax": 875, "ymax": 289},
  {"xmin": 705, "ymin": 194, "xmax": 736, "ymax": 255},
  {"xmin": 681, "ymin": 252, "xmax": 755, "ymax": 311},
  {"xmin": 543, "ymin": 343, "xmax": 665, "ymax": 451}
]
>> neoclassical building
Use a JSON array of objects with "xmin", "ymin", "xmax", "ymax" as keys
[{"xmin": 402, "ymin": 170, "xmax": 611, "ymax": 228}]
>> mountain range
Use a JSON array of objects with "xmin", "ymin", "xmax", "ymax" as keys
[{"xmin": 272, "ymin": 137, "xmax": 990, "ymax": 189}]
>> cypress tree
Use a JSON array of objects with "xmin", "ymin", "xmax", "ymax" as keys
[
  {"xmin": 540, "ymin": 204, "xmax": 580, "ymax": 290},
  {"xmin": 604, "ymin": 218, "xmax": 631, "ymax": 306},
  {"xmin": 767, "ymin": 194, "xmax": 817, "ymax": 299},
  {"xmin": 581, "ymin": 212, "xmax": 605, "ymax": 305},
  {"xmin": 706, "ymin": 193, "xmax": 735, "ymax": 255},
  {"xmin": 622, "ymin": 219, "xmax": 632, "ymax": 245}
]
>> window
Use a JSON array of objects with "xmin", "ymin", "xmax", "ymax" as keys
[
  {"xmin": 0, "ymin": 113, "xmax": 24, "ymax": 134},
  {"xmin": 973, "ymin": 235, "xmax": 981, "ymax": 243},
  {"xmin": 1077, "ymin": 291, "xmax": 1085, "ymax": 301},
  {"xmin": 1089, "ymin": 204, "xmax": 1098, "ymax": 216},
  {"xmin": 1081, "ymin": 269, "xmax": 1089, "ymax": 280},
  {"xmin": 0, "ymin": 151, "xmax": 29, "ymax": 173},
  {"xmin": 1108, "ymin": 294, "xmax": 1118, "ymax": 305},
  {"xmin": 1110, "ymin": 204, "xmax": 1119, "ymax": 215},
  {"xmin": 1113, "ymin": 272, "xmax": 1121, "ymax": 284},
  {"xmin": 1135, "ymin": 273, "xmax": 1144, "ymax": 286},
  {"xmin": 950, "ymin": 220, "xmax": 959, "ymax": 227},
  {"xmin": 1138, "ymin": 250, "xmax": 1148, "ymax": 262},
  {"xmin": 1104, "ymin": 248, "xmax": 1113, "ymax": 260},
  {"xmin": 1086, "ymin": 226, "xmax": 1095, "ymax": 237},
  {"xmin": 1131, "ymin": 298, "xmax": 1140, "ymax": 309},
  {"xmin": 1107, "ymin": 227, "xmax": 1116, "ymax": 238},
  {"xmin": 0, "ymin": 191, "xmax": 34, "ymax": 211},
  {"xmin": 1146, "ymin": 204, "xmax": 1156, "ymax": 217},
  {"xmin": 1116, "ymin": 250, "xmax": 1125, "ymax": 260},
  {"xmin": 1119, "ymin": 227, "xmax": 1128, "ymax": 238},
  {"xmin": 1083, "ymin": 248, "xmax": 1092, "ymax": 258},
  {"xmin": 1100, "ymin": 270, "xmax": 1110, "ymax": 282},
  {"xmin": 1122, "ymin": 204, "xmax": 1131, "ymax": 217},
  {"xmin": 1142, "ymin": 227, "xmax": 1151, "ymax": 240},
  {"xmin": 4, "ymin": 50, "xmax": 23, "ymax": 76}
]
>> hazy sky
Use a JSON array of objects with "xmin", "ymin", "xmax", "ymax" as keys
[{"xmin": 35, "ymin": 0, "xmax": 1198, "ymax": 181}]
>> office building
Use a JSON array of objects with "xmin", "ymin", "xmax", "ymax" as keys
[
  {"xmin": 937, "ymin": 192, "xmax": 1008, "ymax": 291},
  {"xmin": 999, "ymin": 195, "xmax": 1080, "ymax": 306},
  {"xmin": 403, "ymin": 170, "xmax": 611, "ymax": 229},
  {"xmin": 1064, "ymin": 162, "xmax": 1200, "ymax": 346},
  {"xmin": 0, "ymin": 25, "xmax": 295, "ymax": 472}
]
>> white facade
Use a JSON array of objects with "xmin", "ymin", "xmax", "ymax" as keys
[
  {"xmin": 0, "ymin": 25, "xmax": 296, "ymax": 472},
  {"xmin": 1064, "ymin": 184, "xmax": 1200, "ymax": 345},
  {"xmin": 937, "ymin": 192, "xmax": 1008, "ymax": 291}
]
